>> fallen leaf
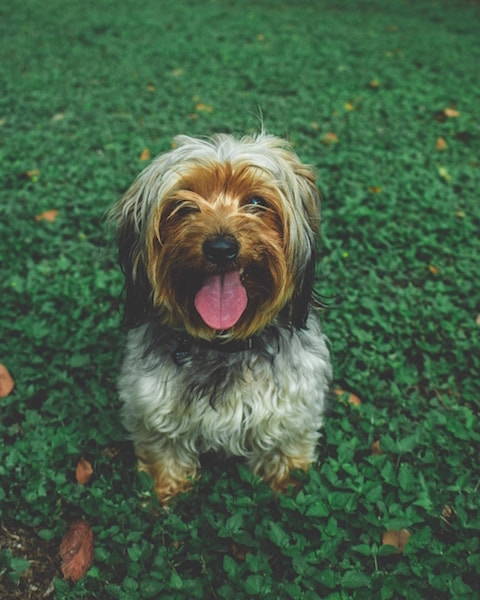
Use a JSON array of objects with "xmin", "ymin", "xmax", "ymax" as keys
[
  {"xmin": 322, "ymin": 132, "xmax": 339, "ymax": 145},
  {"xmin": 371, "ymin": 440, "xmax": 383, "ymax": 455},
  {"xmin": 435, "ymin": 137, "xmax": 447, "ymax": 151},
  {"xmin": 231, "ymin": 542, "xmax": 248, "ymax": 561},
  {"xmin": 437, "ymin": 166, "xmax": 451, "ymax": 182},
  {"xmin": 368, "ymin": 186, "xmax": 382, "ymax": 194},
  {"xmin": 21, "ymin": 168, "xmax": 41, "ymax": 181},
  {"xmin": 75, "ymin": 458, "xmax": 93, "ymax": 485},
  {"xmin": 441, "ymin": 505, "xmax": 455, "ymax": 521},
  {"xmin": 443, "ymin": 107, "xmax": 460, "ymax": 118},
  {"xmin": 60, "ymin": 520, "xmax": 94, "ymax": 582},
  {"xmin": 146, "ymin": 83, "xmax": 156, "ymax": 92},
  {"xmin": 35, "ymin": 209, "xmax": 59, "ymax": 222},
  {"xmin": 475, "ymin": 314, "xmax": 480, "ymax": 326},
  {"xmin": 455, "ymin": 210, "xmax": 465, "ymax": 218},
  {"xmin": 195, "ymin": 103, "xmax": 213, "ymax": 113},
  {"xmin": 139, "ymin": 148, "xmax": 151, "ymax": 161},
  {"xmin": 171, "ymin": 68, "xmax": 184, "ymax": 77},
  {"xmin": 51, "ymin": 113, "xmax": 65, "ymax": 122},
  {"xmin": 344, "ymin": 102, "xmax": 355, "ymax": 111},
  {"xmin": 428, "ymin": 265, "xmax": 440, "ymax": 275},
  {"xmin": 0, "ymin": 364, "xmax": 15, "ymax": 397},
  {"xmin": 369, "ymin": 79, "xmax": 381, "ymax": 88},
  {"xmin": 334, "ymin": 388, "xmax": 362, "ymax": 406},
  {"xmin": 382, "ymin": 529, "xmax": 411, "ymax": 552}
]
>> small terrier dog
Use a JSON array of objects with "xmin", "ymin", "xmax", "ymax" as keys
[{"xmin": 111, "ymin": 133, "xmax": 331, "ymax": 504}]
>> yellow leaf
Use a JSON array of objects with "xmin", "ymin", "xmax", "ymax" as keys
[
  {"xmin": 195, "ymin": 103, "xmax": 213, "ymax": 113},
  {"xmin": 344, "ymin": 102, "xmax": 355, "ymax": 111},
  {"xmin": 368, "ymin": 186, "xmax": 382, "ymax": 194},
  {"xmin": 139, "ymin": 148, "xmax": 151, "ymax": 161},
  {"xmin": 443, "ymin": 107, "xmax": 460, "ymax": 118},
  {"xmin": 322, "ymin": 132, "xmax": 339, "ymax": 145},
  {"xmin": 428, "ymin": 265, "xmax": 440, "ymax": 275},
  {"xmin": 438, "ymin": 166, "xmax": 451, "ymax": 181}
]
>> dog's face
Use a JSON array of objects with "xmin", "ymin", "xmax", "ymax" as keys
[{"xmin": 113, "ymin": 134, "xmax": 320, "ymax": 340}]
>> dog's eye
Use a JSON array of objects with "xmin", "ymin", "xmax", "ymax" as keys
[
  {"xmin": 167, "ymin": 202, "xmax": 199, "ymax": 220},
  {"xmin": 247, "ymin": 196, "xmax": 268, "ymax": 209}
]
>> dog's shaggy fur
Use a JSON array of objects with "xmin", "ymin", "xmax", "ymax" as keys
[{"xmin": 111, "ymin": 133, "xmax": 331, "ymax": 503}]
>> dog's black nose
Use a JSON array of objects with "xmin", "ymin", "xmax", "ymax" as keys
[{"xmin": 203, "ymin": 235, "xmax": 239, "ymax": 264}]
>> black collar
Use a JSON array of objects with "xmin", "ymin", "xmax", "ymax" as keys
[{"xmin": 173, "ymin": 332, "xmax": 257, "ymax": 365}]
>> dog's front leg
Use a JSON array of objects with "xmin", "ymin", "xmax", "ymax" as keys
[
  {"xmin": 135, "ymin": 439, "xmax": 199, "ymax": 505},
  {"xmin": 248, "ymin": 434, "xmax": 319, "ymax": 492}
]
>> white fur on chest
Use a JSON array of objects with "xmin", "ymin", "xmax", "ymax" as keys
[{"xmin": 119, "ymin": 317, "xmax": 331, "ymax": 459}]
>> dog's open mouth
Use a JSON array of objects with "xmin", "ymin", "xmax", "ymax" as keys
[{"xmin": 194, "ymin": 270, "xmax": 248, "ymax": 330}]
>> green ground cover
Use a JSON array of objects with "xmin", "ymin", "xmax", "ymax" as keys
[{"xmin": 1, "ymin": 0, "xmax": 479, "ymax": 598}]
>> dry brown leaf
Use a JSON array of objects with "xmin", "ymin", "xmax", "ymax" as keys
[
  {"xmin": 382, "ymin": 529, "xmax": 411, "ymax": 552},
  {"xmin": 368, "ymin": 186, "xmax": 382, "ymax": 194},
  {"xmin": 443, "ymin": 107, "xmax": 460, "ymax": 118},
  {"xmin": 334, "ymin": 388, "xmax": 362, "ymax": 406},
  {"xmin": 371, "ymin": 440, "xmax": 383, "ymax": 455},
  {"xmin": 322, "ymin": 132, "xmax": 339, "ymax": 145},
  {"xmin": 195, "ymin": 103, "xmax": 213, "ymax": 113},
  {"xmin": 435, "ymin": 137, "xmax": 447, "ymax": 151},
  {"xmin": 231, "ymin": 542, "xmax": 248, "ymax": 561},
  {"xmin": 22, "ymin": 169, "xmax": 40, "ymax": 182},
  {"xmin": 35, "ymin": 209, "xmax": 59, "ymax": 222},
  {"xmin": 139, "ymin": 148, "xmax": 151, "ymax": 161},
  {"xmin": 60, "ymin": 520, "xmax": 94, "ymax": 582},
  {"xmin": 428, "ymin": 265, "xmax": 440, "ymax": 275},
  {"xmin": 0, "ymin": 364, "xmax": 15, "ymax": 397},
  {"xmin": 75, "ymin": 458, "xmax": 93, "ymax": 485}
]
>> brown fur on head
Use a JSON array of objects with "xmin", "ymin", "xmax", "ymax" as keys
[{"xmin": 112, "ymin": 133, "xmax": 320, "ymax": 340}]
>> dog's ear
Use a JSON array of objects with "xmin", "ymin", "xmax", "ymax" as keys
[
  {"xmin": 289, "ymin": 243, "xmax": 316, "ymax": 328},
  {"xmin": 117, "ymin": 218, "xmax": 153, "ymax": 328},
  {"xmin": 287, "ymin": 162, "xmax": 320, "ymax": 329}
]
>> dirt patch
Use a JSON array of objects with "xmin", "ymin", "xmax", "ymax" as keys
[{"xmin": 0, "ymin": 522, "xmax": 59, "ymax": 599}]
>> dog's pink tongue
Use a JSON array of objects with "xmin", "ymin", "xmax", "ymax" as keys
[{"xmin": 194, "ymin": 271, "xmax": 247, "ymax": 330}]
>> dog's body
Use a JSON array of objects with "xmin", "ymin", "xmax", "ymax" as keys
[{"xmin": 112, "ymin": 133, "xmax": 331, "ymax": 503}]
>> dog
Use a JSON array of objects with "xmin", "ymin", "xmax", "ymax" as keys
[{"xmin": 111, "ymin": 133, "xmax": 331, "ymax": 504}]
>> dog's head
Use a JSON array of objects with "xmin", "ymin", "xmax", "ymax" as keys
[{"xmin": 112, "ymin": 133, "xmax": 320, "ymax": 340}]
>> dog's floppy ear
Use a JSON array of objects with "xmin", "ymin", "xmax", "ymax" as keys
[
  {"xmin": 286, "ymin": 162, "xmax": 320, "ymax": 329},
  {"xmin": 117, "ymin": 218, "xmax": 153, "ymax": 328},
  {"xmin": 110, "ymin": 176, "xmax": 155, "ymax": 328},
  {"xmin": 289, "ymin": 243, "xmax": 317, "ymax": 328}
]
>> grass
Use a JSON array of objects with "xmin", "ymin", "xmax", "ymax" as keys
[{"xmin": 1, "ymin": 0, "xmax": 479, "ymax": 598}]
